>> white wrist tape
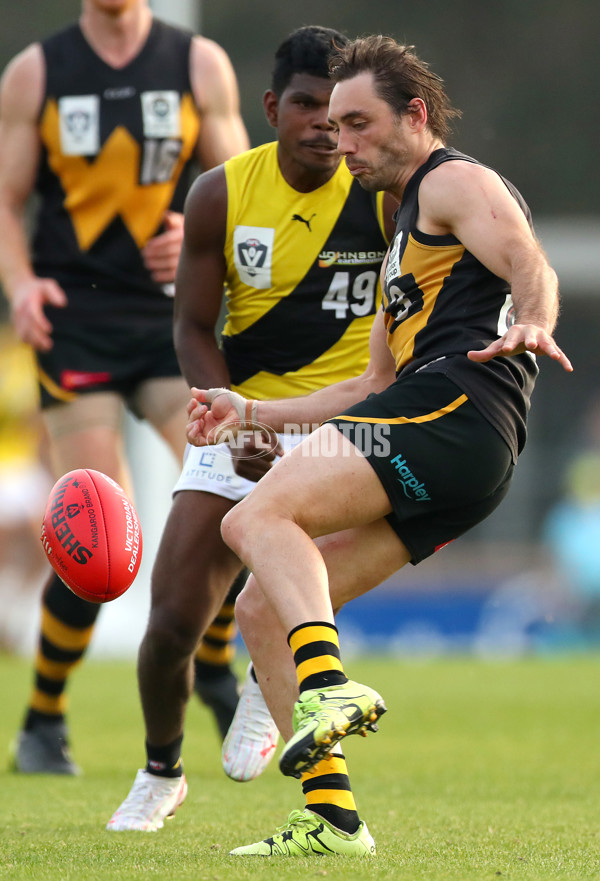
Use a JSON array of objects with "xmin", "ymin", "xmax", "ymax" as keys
[{"xmin": 204, "ymin": 388, "xmax": 258, "ymax": 428}]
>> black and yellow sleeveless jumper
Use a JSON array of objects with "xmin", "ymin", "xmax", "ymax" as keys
[
  {"xmin": 383, "ymin": 147, "xmax": 538, "ymax": 459},
  {"xmin": 33, "ymin": 20, "xmax": 200, "ymax": 319},
  {"xmin": 221, "ymin": 142, "xmax": 389, "ymax": 400}
]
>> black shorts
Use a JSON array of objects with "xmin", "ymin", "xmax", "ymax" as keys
[
  {"xmin": 37, "ymin": 315, "xmax": 180, "ymax": 409},
  {"xmin": 327, "ymin": 372, "xmax": 515, "ymax": 564}
]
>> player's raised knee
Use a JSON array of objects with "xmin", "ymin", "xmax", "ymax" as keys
[{"xmin": 220, "ymin": 502, "xmax": 251, "ymax": 558}]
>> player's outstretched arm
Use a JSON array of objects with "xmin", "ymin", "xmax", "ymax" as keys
[
  {"xmin": 420, "ymin": 161, "xmax": 573, "ymax": 374},
  {"xmin": 187, "ymin": 311, "xmax": 397, "ymax": 446}
]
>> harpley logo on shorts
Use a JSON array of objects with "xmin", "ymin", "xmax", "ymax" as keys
[{"xmin": 390, "ymin": 453, "xmax": 431, "ymax": 501}]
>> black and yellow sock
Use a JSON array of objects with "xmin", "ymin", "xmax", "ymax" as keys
[
  {"xmin": 23, "ymin": 573, "xmax": 99, "ymax": 731},
  {"xmin": 194, "ymin": 573, "xmax": 245, "ymax": 678},
  {"xmin": 288, "ymin": 621, "xmax": 348, "ymax": 693},
  {"xmin": 145, "ymin": 735, "xmax": 184, "ymax": 778},
  {"xmin": 302, "ymin": 750, "xmax": 360, "ymax": 833}
]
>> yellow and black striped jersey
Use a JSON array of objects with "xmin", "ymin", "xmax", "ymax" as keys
[
  {"xmin": 221, "ymin": 142, "xmax": 389, "ymax": 400},
  {"xmin": 383, "ymin": 147, "xmax": 538, "ymax": 458},
  {"xmin": 33, "ymin": 20, "xmax": 200, "ymax": 313}
]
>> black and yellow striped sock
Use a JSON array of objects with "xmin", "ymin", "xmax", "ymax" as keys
[
  {"xmin": 194, "ymin": 577, "xmax": 241, "ymax": 678},
  {"xmin": 23, "ymin": 573, "xmax": 99, "ymax": 730},
  {"xmin": 302, "ymin": 749, "xmax": 360, "ymax": 833},
  {"xmin": 288, "ymin": 621, "xmax": 348, "ymax": 693}
]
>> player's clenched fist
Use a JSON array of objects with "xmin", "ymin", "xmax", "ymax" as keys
[{"xmin": 186, "ymin": 388, "xmax": 258, "ymax": 446}]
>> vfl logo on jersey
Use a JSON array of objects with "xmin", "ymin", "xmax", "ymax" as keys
[
  {"xmin": 141, "ymin": 91, "xmax": 181, "ymax": 138},
  {"xmin": 58, "ymin": 95, "xmax": 100, "ymax": 155},
  {"xmin": 233, "ymin": 226, "xmax": 274, "ymax": 289}
]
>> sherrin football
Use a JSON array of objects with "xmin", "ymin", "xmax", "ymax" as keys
[{"xmin": 40, "ymin": 469, "xmax": 142, "ymax": 603}]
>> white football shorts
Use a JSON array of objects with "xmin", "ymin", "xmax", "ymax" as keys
[{"xmin": 172, "ymin": 434, "xmax": 307, "ymax": 502}]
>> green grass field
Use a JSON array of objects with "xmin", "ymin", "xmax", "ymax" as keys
[{"xmin": 1, "ymin": 653, "xmax": 598, "ymax": 880}]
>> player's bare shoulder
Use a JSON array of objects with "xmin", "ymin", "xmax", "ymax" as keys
[
  {"xmin": 421, "ymin": 156, "xmax": 489, "ymax": 196},
  {"xmin": 419, "ymin": 158, "xmax": 508, "ymax": 234},
  {"xmin": 0, "ymin": 43, "xmax": 45, "ymax": 121},
  {"xmin": 189, "ymin": 35, "xmax": 241, "ymax": 109},
  {"xmin": 423, "ymin": 158, "xmax": 512, "ymax": 205}
]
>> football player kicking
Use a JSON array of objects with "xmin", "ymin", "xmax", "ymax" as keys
[
  {"xmin": 185, "ymin": 36, "xmax": 572, "ymax": 856},
  {"xmin": 106, "ymin": 25, "xmax": 396, "ymax": 843}
]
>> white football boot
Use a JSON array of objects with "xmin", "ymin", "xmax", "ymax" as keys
[
  {"xmin": 106, "ymin": 769, "xmax": 187, "ymax": 831},
  {"xmin": 222, "ymin": 664, "xmax": 279, "ymax": 781}
]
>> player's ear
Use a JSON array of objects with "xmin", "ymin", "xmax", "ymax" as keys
[
  {"xmin": 263, "ymin": 90, "xmax": 279, "ymax": 128},
  {"xmin": 405, "ymin": 97, "xmax": 428, "ymax": 132}
]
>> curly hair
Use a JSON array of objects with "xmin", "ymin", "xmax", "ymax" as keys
[{"xmin": 271, "ymin": 25, "xmax": 349, "ymax": 96}]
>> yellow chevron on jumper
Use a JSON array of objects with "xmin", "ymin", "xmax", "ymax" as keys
[{"xmin": 39, "ymin": 96, "xmax": 198, "ymax": 250}]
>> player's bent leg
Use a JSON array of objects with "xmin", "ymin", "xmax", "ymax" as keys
[
  {"xmin": 220, "ymin": 425, "xmax": 394, "ymax": 633},
  {"xmin": 229, "ymin": 809, "xmax": 376, "ymax": 857},
  {"xmin": 235, "ymin": 518, "xmax": 411, "ymax": 779}
]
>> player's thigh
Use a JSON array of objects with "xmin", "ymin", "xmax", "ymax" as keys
[
  {"xmin": 150, "ymin": 489, "xmax": 243, "ymax": 628},
  {"xmin": 130, "ymin": 376, "xmax": 191, "ymax": 462},
  {"xmin": 234, "ymin": 423, "xmax": 393, "ymax": 540},
  {"xmin": 316, "ymin": 518, "xmax": 412, "ymax": 610},
  {"xmin": 237, "ymin": 518, "xmax": 410, "ymax": 635},
  {"xmin": 42, "ymin": 391, "xmax": 128, "ymax": 483}
]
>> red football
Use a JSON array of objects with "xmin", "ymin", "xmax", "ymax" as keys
[{"xmin": 40, "ymin": 469, "xmax": 143, "ymax": 603}]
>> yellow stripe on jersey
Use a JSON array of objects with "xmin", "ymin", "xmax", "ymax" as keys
[
  {"xmin": 222, "ymin": 145, "xmax": 356, "ymax": 336},
  {"xmin": 222, "ymin": 142, "xmax": 388, "ymax": 400},
  {"xmin": 40, "ymin": 94, "xmax": 200, "ymax": 250},
  {"xmin": 386, "ymin": 234, "xmax": 465, "ymax": 371},
  {"xmin": 232, "ymin": 312, "xmax": 375, "ymax": 400},
  {"xmin": 334, "ymin": 393, "xmax": 468, "ymax": 425}
]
